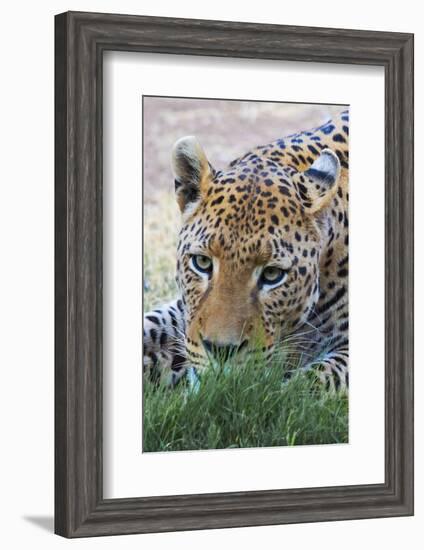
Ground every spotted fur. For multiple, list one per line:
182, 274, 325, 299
144, 110, 349, 390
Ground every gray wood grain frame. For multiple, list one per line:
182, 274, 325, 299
54, 11, 414, 538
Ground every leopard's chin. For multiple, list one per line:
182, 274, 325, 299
186, 346, 268, 372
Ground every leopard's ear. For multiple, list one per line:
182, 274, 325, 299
301, 149, 341, 214
172, 136, 213, 213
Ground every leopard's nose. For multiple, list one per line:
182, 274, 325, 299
201, 338, 248, 362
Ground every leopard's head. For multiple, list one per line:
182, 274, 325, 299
172, 136, 341, 368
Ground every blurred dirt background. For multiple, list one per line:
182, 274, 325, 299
143, 97, 346, 312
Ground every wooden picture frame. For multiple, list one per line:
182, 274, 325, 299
55, 11, 414, 538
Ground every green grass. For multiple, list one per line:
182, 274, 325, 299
143, 350, 348, 452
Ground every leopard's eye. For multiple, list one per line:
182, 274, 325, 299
191, 254, 213, 275
260, 266, 288, 288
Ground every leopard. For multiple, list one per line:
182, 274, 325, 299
143, 109, 349, 390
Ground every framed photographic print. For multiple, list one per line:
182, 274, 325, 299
55, 11, 414, 537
